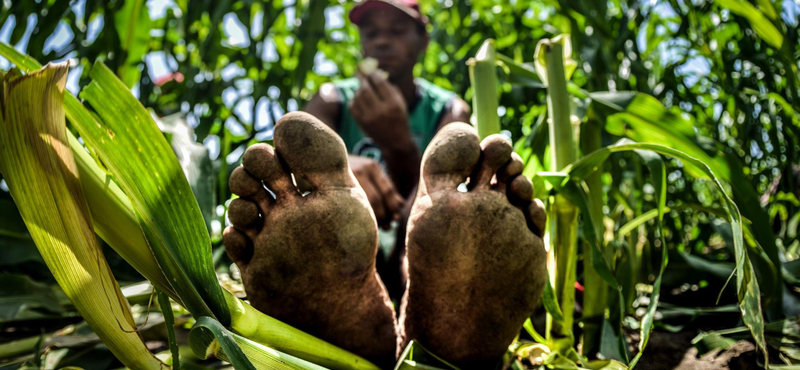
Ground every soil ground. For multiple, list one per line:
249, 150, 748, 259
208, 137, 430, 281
632, 331, 760, 370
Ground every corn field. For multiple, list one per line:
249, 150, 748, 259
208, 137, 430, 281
1, 0, 799, 370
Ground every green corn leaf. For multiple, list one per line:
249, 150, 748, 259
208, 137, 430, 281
496, 52, 543, 88
615, 203, 729, 239
114, 0, 151, 87
0, 43, 179, 302
156, 113, 216, 232
0, 198, 28, 239
78, 60, 230, 325
523, 318, 548, 344
564, 141, 769, 366
587, 89, 781, 318
755, 0, 778, 20
538, 172, 623, 339
190, 316, 333, 370
394, 341, 459, 370
627, 150, 667, 370
715, 0, 783, 48
533, 34, 577, 86
0, 43, 40, 71
70, 131, 181, 303
189, 316, 257, 370
691, 331, 738, 355
594, 92, 718, 179
0, 63, 165, 370
223, 290, 380, 370
542, 272, 566, 325
224, 334, 330, 370
0, 43, 382, 370
0, 274, 63, 322
617, 208, 663, 239
552, 178, 629, 362
157, 289, 180, 370
586, 359, 629, 370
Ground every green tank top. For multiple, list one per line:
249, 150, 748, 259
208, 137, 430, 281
333, 77, 455, 162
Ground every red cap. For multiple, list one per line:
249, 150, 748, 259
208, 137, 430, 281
349, 0, 428, 28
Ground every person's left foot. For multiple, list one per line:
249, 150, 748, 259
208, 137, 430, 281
398, 122, 547, 369
223, 112, 398, 367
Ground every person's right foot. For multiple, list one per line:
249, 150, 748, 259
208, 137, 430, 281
399, 122, 547, 369
223, 112, 398, 367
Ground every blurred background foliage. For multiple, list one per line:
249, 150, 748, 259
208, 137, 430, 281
1, 0, 800, 367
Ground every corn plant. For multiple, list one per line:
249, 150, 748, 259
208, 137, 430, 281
0, 44, 380, 370
0, 16, 786, 370
467, 36, 768, 369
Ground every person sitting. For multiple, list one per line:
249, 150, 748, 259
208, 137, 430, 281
304, 0, 471, 299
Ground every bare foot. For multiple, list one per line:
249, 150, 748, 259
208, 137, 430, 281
398, 122, 547, 369
223, 112, 398, 367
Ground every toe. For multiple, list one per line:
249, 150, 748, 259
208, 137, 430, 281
469, 134, 512, 190
507, 175, 533, 205
228, 198, 260, 230
526, 199, 547, 237
242, 143, 297, 196
273, 112, 356, 189
223, 226, 254, 268
420, 122, 481, 194
228, 167, 269, 240
230, 167, 264, 199
497, 152, 524, 183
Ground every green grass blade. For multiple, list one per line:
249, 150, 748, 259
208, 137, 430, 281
0, 64, 165, 370
77, 60, 229, 325
189, 317, 257, 370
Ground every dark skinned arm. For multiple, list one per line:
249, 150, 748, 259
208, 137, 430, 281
349, 73, 420, 198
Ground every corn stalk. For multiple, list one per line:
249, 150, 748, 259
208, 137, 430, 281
0, 64, 166, 370
536, 36, 579, 353
467, 39, 500, 139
